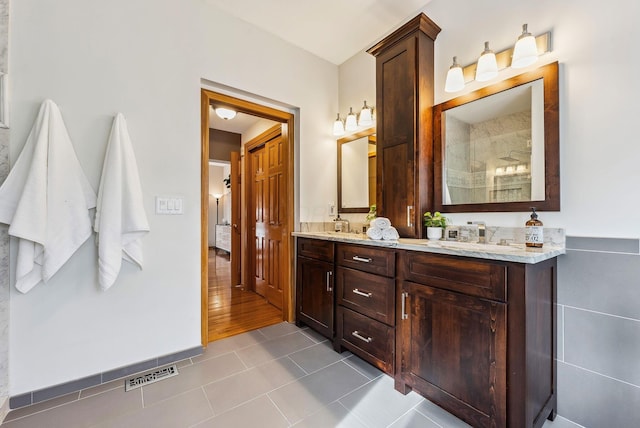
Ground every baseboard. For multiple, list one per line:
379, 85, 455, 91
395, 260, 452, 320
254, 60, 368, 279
9, 346, 202, 410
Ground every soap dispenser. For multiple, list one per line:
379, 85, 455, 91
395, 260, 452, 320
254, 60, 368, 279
334, 214, 343, 232
525, 207, 543, 248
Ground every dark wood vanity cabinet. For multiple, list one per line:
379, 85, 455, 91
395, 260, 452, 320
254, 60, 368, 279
396, 251, 557, 428
334, 243, 396, 374
367, 14, 441, 238
295, 238, 335, 339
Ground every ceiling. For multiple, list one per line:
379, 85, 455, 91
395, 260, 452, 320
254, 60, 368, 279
208, 107, 275, 134
206, 0, 433, 65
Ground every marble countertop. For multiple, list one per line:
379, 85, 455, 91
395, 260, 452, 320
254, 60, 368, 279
292, 231, 565, 264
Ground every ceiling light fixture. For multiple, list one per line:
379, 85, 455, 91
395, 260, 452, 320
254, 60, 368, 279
444, 56, 465, 93
214, 107, 237, 120
511, 24, 539, 68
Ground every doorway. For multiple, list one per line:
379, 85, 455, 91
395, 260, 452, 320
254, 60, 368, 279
200, 89, 295, 345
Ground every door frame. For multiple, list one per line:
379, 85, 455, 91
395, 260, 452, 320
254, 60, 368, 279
200, 89, 295, 346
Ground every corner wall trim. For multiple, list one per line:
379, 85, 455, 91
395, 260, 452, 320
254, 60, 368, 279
8, 346, 202, 410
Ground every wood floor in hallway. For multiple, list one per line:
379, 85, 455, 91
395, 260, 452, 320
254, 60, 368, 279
207, 248, 283, 343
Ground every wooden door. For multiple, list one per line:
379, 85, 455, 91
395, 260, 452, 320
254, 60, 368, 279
264, 135, 285, 309
398, 281, 507, 428
230, 151, 241, 287
248, 127, 285, 310
251, 145, 267, 297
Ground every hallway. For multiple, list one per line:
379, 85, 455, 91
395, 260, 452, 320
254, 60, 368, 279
207, 248, 282, 342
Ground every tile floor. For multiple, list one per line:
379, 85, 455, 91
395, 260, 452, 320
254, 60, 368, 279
1, 323, 583, 428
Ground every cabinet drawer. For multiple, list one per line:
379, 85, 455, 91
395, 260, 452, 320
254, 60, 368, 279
336, 307, 394, 374
336, 244, 395, 277
402, 251, 506, 302
297, 238, 334, 263
336, 267, 395, 325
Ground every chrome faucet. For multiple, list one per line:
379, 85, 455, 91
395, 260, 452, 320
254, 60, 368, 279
468, 221, 486, 243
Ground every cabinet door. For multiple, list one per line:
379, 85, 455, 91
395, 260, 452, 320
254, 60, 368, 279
296, 257, 334, 339
398, 281, 507, 428
376, 36, 417, 237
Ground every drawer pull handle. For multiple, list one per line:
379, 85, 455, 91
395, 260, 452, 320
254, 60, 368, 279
401, 292, 409, 320
326, 271, 333, 292
352, 256, 372, 263
352, 331, 372, 343
407, 205, 414, 228
352, 288, 372, 298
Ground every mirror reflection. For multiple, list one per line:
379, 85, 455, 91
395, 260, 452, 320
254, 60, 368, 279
337, 128, 376, 213
434, 62, 559, 212
443, 80, 544, 205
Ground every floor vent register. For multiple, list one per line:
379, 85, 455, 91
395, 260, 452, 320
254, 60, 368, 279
125, 365, 179, 391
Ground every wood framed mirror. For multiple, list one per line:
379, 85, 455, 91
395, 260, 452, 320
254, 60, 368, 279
337, 127, 376, 213
434, 61, 559, 212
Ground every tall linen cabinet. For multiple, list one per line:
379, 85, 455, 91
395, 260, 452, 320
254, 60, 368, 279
367, 13, 441, 238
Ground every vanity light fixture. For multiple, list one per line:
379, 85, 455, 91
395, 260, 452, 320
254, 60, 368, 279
475, 42, 498, 82
345, 107, 358, 132
333, 113, 345, 136
444, 56, 465, 93
358, 101, 373, 126
214, 107, 237, 120
511, 24, 539, 68
444, 26, 551, 93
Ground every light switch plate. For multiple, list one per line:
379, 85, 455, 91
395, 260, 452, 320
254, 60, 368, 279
156, 196, 184, 215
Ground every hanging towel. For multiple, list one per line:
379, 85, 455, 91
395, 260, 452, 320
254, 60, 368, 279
382, 226, 400, 241
94, 113, 149, 290
0, 99, 97, 293
370, 217, 391, 230
366, 227, 383, 240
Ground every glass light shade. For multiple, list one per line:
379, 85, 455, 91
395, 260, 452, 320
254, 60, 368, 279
358, 101, 373, 126
506, 165, 515, 174
215, 107, 237, 120
444, 56, 465, 93
475, 42, 498, 82
332, 113, 345, 136
511, 24, 538, 68
345, 107, 357, 132
495, 167, 505, 175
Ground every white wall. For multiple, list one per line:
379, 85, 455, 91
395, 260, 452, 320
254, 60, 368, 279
339, 0, 640, 238
8, 0, 338, 394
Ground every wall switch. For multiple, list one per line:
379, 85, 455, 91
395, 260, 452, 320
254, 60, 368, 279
156, 196, 184, 215
328, 203, 336, 216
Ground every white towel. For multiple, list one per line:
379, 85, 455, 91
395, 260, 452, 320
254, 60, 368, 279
0, 100, 96, 293
370, 217, 391, 230
366, 227, 383, 240
94, 113, 149, 290
382, 226, 399, 241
